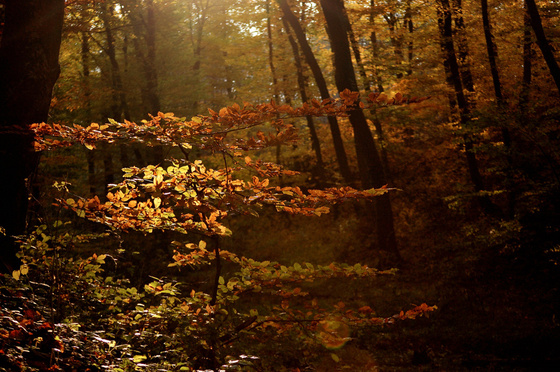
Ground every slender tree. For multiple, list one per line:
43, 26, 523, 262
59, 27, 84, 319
319, 0, 401, 263
524, 0, 560, 94
0, 0, 65, 271
480, 0, 503, 104
437, 0, 502, 216
369, 0, 384, 93
277, 0, 352, 183
452, 0, 476, 102
519, 1, 533, 109
282, 16, 325, 177
123, 0, 164, 164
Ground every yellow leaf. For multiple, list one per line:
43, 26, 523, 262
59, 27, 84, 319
154, 197, 161, 209
20, 264, 29, 275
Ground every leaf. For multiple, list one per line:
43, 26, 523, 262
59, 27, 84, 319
12, 270, 20, 281
133, 355, 147, 363
331, 353, 340, 363
20, 264, 29, 276
153, 197, 161, 209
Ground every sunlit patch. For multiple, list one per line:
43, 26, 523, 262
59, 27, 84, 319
316, 318, 351, 349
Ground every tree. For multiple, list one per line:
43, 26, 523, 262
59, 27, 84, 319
525, 0, 560, 94
277, 0, 353, 183
319, 0, 401, 263
0, 0, 65, 272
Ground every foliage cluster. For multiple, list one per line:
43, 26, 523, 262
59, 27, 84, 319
1, 96, 436, 371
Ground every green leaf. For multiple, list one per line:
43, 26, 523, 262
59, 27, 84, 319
331, 353, 340, 363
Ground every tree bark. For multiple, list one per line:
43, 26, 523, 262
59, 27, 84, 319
480, 0, 503, 104
266, 0, 280, 104
124, 0, 164, 164
437, 0, 501, 216
451, 0, 476, 101
369, 0, 384, 93
282, 16, 325, 177
0, 0, 65, 272
319, 0, 401, 263
404, 0, 414, 76
80, 30, 98, 196
524, 0, 560, 94
99, 0, 130, 122
277, 0, 352, 183
519, 1, 533, 109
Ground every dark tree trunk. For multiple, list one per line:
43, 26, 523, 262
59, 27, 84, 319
437, 0, 501, 216
369, 0, 384, 93
480, 0, 503, 104
319, 0, 401, 263
125, 0, 164, 164
383, 12, 405, 79
480, 0, 515, 217
0, 0, 65, 272
341, 5, 371, 91
524, 0, 560, 94
80, 31, 98, 196
266, 0, 280, 104
404, 0, 414, 76
451, 0, 476, 101
520, 1, 533, 109
99, 0, 130, 122
190, 0, 209, 113
277, 0, 352, 183
282, 16, 325, 177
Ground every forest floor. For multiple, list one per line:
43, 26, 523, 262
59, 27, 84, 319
222, 203, 560, 371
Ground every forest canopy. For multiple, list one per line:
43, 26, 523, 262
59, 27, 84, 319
1, 0, 559, 370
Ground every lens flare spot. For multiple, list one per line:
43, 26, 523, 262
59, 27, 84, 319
317, 318, 351, 349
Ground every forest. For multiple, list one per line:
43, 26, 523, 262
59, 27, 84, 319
0, 0, 559, 370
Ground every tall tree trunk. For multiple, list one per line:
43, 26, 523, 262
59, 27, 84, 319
524, 0, 560, 94
277, 0, 352, 183
520, 1, 533, 110
266, 0, 280, 104
344, 4, 391, 179
452, 0, 476, 99
369, 0, 384, 93
480, 0, 503, 104
99, 0, 130, 122
283, 16, 325, 178
481, 0, 514, 217
437, 0, 500, 215
340, 5, 371, 91
124, 0, 164, 164
383, 13, 404, 79
190, 0, 209, 113
0, 0, 65, 272
404, 0, 414, 76
81, 30, 98, 196
320, 0, 401, 264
